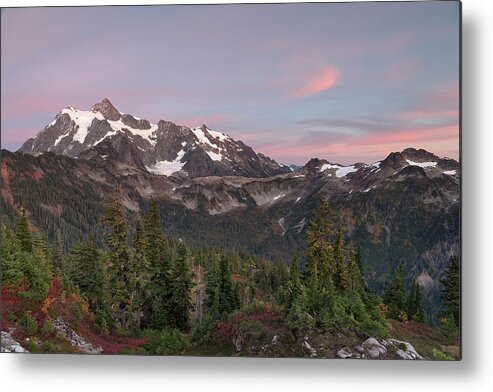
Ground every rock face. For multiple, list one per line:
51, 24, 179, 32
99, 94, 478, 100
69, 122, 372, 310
336, 337, 424, 360
387, 338, 424, 360
19, 99, 290, 179
53, 317, 102, 354
1, 330, 29, 353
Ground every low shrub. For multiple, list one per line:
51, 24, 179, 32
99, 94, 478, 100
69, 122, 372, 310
144, 328, 189, 355
19, 311, 38, 336
236, 319, 264, 343
359, 318, 388, 339
432, 348, 455, 361
70, 302, 83, 328
41, 318, 56, 336
41, 340, 56, 353
191, 316, 216, 346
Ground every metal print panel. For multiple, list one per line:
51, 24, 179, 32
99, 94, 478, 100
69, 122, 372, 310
0, 1, 461, 360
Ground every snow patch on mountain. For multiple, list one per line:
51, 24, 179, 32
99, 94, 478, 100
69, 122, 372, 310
57, 107, 159, 147
105, 117, 158, 145
405, 159, 438, 168
191, 126, 216, 148
191, 126, 227, 161
206, 150, 223, 161
146, 149, 186, 176
320, 163, 359, 178
208, 129, 230, 142
273, 193, 286, 201
61, 108, 104, 144
336, 165, 358, 177
320, 163, 341, 171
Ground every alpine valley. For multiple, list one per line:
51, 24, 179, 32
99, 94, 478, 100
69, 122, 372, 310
1, 99, 460, 357
3, 98, 460, 318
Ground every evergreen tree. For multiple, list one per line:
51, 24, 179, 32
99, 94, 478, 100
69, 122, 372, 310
101, 187, 132, 328
144, 200, 172, 329
170, 243, 193, 331
205, 254, 220, 312
333, 223, 350, 292
286, 286, 314, 334
52, 229, 63, 274
218, 253, 238, 314
67, 237, 107, 315
414, 283, 425, 323
15, 209, 32, 253
406, 280, 418, 319
128, 220, 151, 329
306, 260, 320, 316
440, 256, 460, 327
348, 246, 365, 294
204, 252, 238, 318
284, 253, 303, 309
1, 225, 24, 287
305, 198, 334, 282
383, 265, 405, 319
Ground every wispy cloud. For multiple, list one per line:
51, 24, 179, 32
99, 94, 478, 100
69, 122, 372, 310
289, 66, 341, 99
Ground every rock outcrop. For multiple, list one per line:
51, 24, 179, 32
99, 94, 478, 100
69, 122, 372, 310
336, 337, 423, 360
1, 330, 29, 353
53, 317, 102, 354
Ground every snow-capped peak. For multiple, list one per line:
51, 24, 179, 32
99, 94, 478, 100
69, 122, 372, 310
18, 99, 291, 179
190, 125, 232, 162
90, 98, 122, 121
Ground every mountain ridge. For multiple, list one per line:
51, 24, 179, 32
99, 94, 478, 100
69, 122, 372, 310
7, 99, 460, 322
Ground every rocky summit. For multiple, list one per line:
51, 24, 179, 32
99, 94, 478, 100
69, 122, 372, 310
19, 98, 290, 178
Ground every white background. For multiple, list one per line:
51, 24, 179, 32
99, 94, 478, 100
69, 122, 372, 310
0, 0, 491, 391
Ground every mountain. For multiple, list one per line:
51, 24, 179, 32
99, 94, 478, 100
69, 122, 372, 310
2, 133, 460, 320
19, 98, 291, 178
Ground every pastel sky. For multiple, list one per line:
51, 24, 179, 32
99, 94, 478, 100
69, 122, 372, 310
1, 2, 460, 165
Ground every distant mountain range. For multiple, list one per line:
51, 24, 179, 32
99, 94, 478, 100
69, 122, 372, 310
5, 98, 460, 320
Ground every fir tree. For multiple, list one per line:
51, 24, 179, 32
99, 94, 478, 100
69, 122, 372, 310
406, 279, 418, 319
170, 243, 193, 331
306, 261, 320, 316
128, 220, 151, 329
1, 225, 24, 287
101, 187, 132, 328
15, 209, 32, 253
52, 229, 63, 274
205, 254, 220, 312
414, 283, 425, 323
144, 200, 172, 329
285, 253, 303, 309
333, 223, 350, 292
383, 265, 405, 320
67, 237, 107, 315
305, 198, 334, 282
440, 256, 460, 327
140, 202, 170, 328
218, 253, 238, 315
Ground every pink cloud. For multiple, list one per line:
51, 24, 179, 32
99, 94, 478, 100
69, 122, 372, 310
290, 66, 341, 99
399, 109, 459, 121
254, 124, 459, 165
